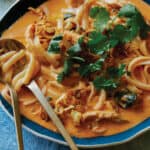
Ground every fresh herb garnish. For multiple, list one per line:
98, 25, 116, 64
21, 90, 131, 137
56, 3, 150, 92
118, 4, 138, 17
57, 59, 72, 83
110, 25, 131, 43
88, 31, 111, 54
68, 42, 82, 56
78, 57, 105, 77
107, 64, 126, 78
93, 76, 118, 90
48, 35, 63, 53
57, 37, 84, 82
68, 37, 84, 56
93, 64, 126, 90
119, 4, 150, 38
90, 7, 110, 32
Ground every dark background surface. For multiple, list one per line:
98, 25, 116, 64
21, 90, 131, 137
0, 0, 150, 150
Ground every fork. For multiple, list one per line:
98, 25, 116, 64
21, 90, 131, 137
27, 81, 79, 150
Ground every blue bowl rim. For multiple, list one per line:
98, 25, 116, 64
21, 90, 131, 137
0, 0, 150, 148
1, 94, 150, 149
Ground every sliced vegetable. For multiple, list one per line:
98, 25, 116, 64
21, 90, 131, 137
64, 13, 74, 20
57, 59, 72, 83
115, 90, 137, 108
48, 35, 63, 53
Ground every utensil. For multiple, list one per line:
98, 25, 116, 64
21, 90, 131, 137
0, 39, 78, 150
1, 0, 150, 148
28, 81, 79, 150
0, 39, 24, 150
8, 86, 24, 150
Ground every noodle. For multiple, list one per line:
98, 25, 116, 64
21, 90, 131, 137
1, 0, 150, 137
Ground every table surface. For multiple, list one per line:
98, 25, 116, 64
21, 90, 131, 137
1, 0, 150, 150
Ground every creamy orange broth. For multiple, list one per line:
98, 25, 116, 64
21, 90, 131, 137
1, 0, 150, 138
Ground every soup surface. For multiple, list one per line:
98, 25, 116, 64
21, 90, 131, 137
1, 0, 150, 138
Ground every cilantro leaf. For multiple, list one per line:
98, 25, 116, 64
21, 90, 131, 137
78, 65, 91, 77
48, 35, 63, 53
90, 7, 110, 32
93, 64, 126, 91
110, 25, 128, 43
68, 37, 84, 56
88, 31, 110, 54
107, 64, 126, 78
68, 42, 82, 56
134, 13, 150, 38
119, 4, 138, 17
57, 59, 72, 82
57, 37, 85, 82
119, 4, 150, 39
110, 23, 139, 43
78, 57, 105, 77
89, 58, 105, 72
93, 76, 118, 90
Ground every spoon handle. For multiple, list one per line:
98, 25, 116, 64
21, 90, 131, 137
27, 81, 79, 150
8, 86, 24, 150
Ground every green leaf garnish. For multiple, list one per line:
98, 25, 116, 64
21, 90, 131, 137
68, 43, 82, 56
90, 7, 110, 32
110, 25, 129, 43
48, 35, 63, 53
118, 4, 138, 17
78, 57, 105, 77
93, 64, 126, 91
107, 64, 126, 78
119, 4, 150, 38
57, 59, 72, 83
68, 37, 84, 56
88, 31, 110, 54
56, 3, 150, 91
93, 76, 118, 90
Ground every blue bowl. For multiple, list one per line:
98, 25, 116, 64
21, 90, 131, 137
0, 0, 150, 148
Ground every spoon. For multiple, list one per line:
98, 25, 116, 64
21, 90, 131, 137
0, 39, 79, 150
0, 39, 25, 150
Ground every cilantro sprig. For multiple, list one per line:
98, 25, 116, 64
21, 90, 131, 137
49, 4, 150, 93
78, 57, 105, 77
118, 4, 150, 38
57, 37, 84, 82
87, 31, 111, 54
93, 64, 126, 91
107, 64, 126, 79
93, 77, 118, 91
90, 7, 110, 32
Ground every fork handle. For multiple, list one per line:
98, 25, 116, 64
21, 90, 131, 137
27, 81, 79, 150
9, 87, 24, 150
